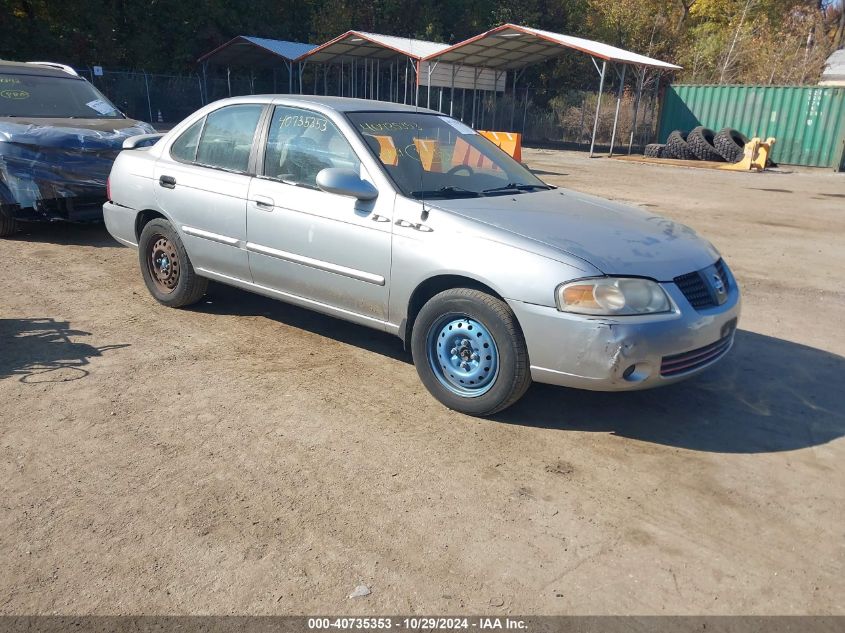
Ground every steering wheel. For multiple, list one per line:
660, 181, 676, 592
446, 164, 475, 177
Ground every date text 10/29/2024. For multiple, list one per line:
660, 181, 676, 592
307, 617, 528, 630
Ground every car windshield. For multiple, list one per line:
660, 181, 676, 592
0, 72, 123, 119
346, 111, 550, 199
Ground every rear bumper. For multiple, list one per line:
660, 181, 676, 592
508, 281, 741, 391
102, 201, 139, 247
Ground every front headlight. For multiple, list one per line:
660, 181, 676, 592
556, 277, 672, 315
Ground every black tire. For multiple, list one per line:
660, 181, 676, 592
411, 288, 531, 416
714, 127, 748, 163
0, 210, 16, 237
644, 143, 666, 158
138, 218, 207, 308
664, 130, 695, 160
687, 126, 724, 162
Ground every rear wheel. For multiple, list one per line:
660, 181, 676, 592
138, 218, 207, 307
411, 288, 531, 416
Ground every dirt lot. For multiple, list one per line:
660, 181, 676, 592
1, 149, 843, 615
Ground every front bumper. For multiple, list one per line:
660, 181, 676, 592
2, 195, 105, 223
508, 281, 741, 391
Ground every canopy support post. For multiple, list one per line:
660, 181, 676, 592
404, 59, 408, 104
609, 63, 627, 157
492, 71, 500, 129
509, 70, 518, 131
450, 64, 456, 115
522, 85, 529, 134
589, 59, 607, 158
414, 59, 420, 107
425, 61, 439, 109
427, 63, 431, 108
471, 68, 479, 128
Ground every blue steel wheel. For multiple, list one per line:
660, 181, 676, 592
426, 314, 500, 397
411, 288, 532, 416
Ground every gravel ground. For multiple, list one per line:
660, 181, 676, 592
1, 149, 843, 615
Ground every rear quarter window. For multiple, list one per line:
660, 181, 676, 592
170, 118, 204, 162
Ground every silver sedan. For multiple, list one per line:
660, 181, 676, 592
103, 95, 740, 416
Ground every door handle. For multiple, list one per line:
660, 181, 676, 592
159, 175, 176, 189
371, 214, 391, 222
253, 195, 275, 209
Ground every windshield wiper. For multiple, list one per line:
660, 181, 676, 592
410, 186, 481, 199
482, 183, 552, 194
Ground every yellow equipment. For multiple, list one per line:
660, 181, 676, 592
614, 137, 777, 171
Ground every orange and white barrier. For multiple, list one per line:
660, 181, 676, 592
478, 130, 522, 162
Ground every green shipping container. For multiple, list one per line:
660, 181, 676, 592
658, 85, 845, 170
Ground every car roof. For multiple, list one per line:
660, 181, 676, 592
210, 94, 439, 114
0, 59, 82, 79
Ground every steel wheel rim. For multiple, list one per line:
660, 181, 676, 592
426, 314, 499, 397
147, 234, 180, 293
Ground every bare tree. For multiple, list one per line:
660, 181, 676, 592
720, 0, 756, 83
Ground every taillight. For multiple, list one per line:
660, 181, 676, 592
106, 176, 111, 202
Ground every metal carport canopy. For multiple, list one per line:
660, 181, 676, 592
297, 30, 449, 63
422, 23, 681, 156
197, 36, 317, 96
197, 35, 317, 67
296, 31, 451, 103
422, 23, 681, 70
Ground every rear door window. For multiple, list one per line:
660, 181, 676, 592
194, 104, 263, 173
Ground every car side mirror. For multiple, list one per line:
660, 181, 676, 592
316, 168, 378, 201
122, 133, 164, 149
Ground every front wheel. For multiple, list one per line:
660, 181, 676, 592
411, 288, 531, 416
138, 218, 207, 308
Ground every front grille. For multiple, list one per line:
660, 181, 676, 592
660, 334, 733, 377
674, 270, 713, 308
673, 258, 731, 309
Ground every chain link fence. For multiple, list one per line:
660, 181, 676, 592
77, 67, 661, 150
75, 68, 285, 125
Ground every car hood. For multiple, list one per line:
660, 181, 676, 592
429, 188, 719, 280
0, 118, 155, 150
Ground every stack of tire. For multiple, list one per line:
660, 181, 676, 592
644, 127, 748, 163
